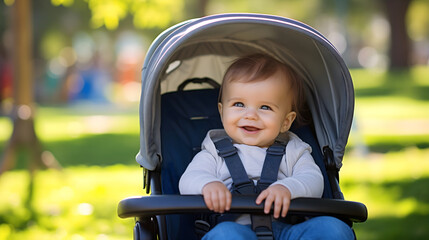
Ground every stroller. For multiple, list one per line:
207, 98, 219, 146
118, 13, 367, 240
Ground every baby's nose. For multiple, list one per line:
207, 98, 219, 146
244, 108, 258, 119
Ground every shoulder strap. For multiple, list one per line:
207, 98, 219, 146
213, 137, 255, 195
256, 140, 287, 192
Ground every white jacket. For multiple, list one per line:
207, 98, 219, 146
179, 129, 324, 199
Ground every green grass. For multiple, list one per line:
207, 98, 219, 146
343, 67, 429, 239
0, 105, 140, 168
0, 67, 429, 239
0, 166, 142, 240
340, 148, 429, 239
350, 67, 429, 152
0, 104, 143, 239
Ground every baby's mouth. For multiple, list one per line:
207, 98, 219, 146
241, 126, 260, 132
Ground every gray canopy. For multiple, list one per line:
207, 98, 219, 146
136, 13, 354, 171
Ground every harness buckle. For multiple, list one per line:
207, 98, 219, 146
255, 180, 271, 193
214, 138, 238, 158
232, 180, 257, 195
217, 145, 237, 158
252, 214, 274, 240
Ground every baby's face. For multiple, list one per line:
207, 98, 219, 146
218, 72, 296, 148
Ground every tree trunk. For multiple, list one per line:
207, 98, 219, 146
185, 0, 209, 18
0, 0, 60, 175
383, 0, 412, 70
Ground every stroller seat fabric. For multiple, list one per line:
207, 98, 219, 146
161, 87, 222, 240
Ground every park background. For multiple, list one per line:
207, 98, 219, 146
0, 0, 428, 239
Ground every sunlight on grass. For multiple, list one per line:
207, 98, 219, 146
411, 66, 429, 86
36, 105, 140, 141
350, 69, 387, 88
36, 114, 139, 141
0, 105, 140, 142
356, 97, 429, 119
0, 118, 11, 141
350, 66, 429, 88
341, 148, 429, 239
0, 165, 144, 240
349, 67, 429, 152
342, 148, 429, 183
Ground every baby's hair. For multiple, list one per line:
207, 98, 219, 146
219, 53, 308, 126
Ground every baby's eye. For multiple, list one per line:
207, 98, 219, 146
261, 105, 272, 111
233, 102, 244, 107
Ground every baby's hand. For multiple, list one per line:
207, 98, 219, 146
202, 181, 232, 213
255, 184, 291, 218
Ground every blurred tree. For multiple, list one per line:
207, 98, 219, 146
184, 0, 209, 18
335, 0, 414, 69
0, 0, 60, 175
1, 0, 188, 174
383, 0, 412, 69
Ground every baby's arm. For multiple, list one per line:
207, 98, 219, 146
276, 140, 324, 200
179, 150, 231, 213
278, 152, 324, 200
256, 184, 291, 218
179, 150, 220, 194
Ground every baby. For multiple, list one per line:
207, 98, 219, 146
179, 53, 353, 240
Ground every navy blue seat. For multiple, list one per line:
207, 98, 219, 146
161, 89, 223, 240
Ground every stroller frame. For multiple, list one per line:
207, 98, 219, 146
118, 13, 367, 240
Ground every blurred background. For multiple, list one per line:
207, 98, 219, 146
0, 0, 428, 239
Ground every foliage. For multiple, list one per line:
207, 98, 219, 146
50, 0, 185, 30
408, 0, 429, 40
206, 0, 321, 23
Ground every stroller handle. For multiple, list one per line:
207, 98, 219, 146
118, 195, 367, 223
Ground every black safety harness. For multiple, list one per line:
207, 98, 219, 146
195, 136, 287, 240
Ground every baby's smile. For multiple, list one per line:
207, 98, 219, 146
240, 125, 261, 133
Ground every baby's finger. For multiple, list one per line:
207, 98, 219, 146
273, 196, 283, 218
281, 198, 290, 218
217, 190, 227, 213
264, 194, 275, 214
203, 194, 213, 211
210, 192, 220, 212
256, 190, 268, 205
225, 191, 232, 211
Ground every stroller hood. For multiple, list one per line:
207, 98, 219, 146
136, 13, 354, 171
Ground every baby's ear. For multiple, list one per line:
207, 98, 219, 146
218, 102, 223, 120
281, 111, 296, 133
